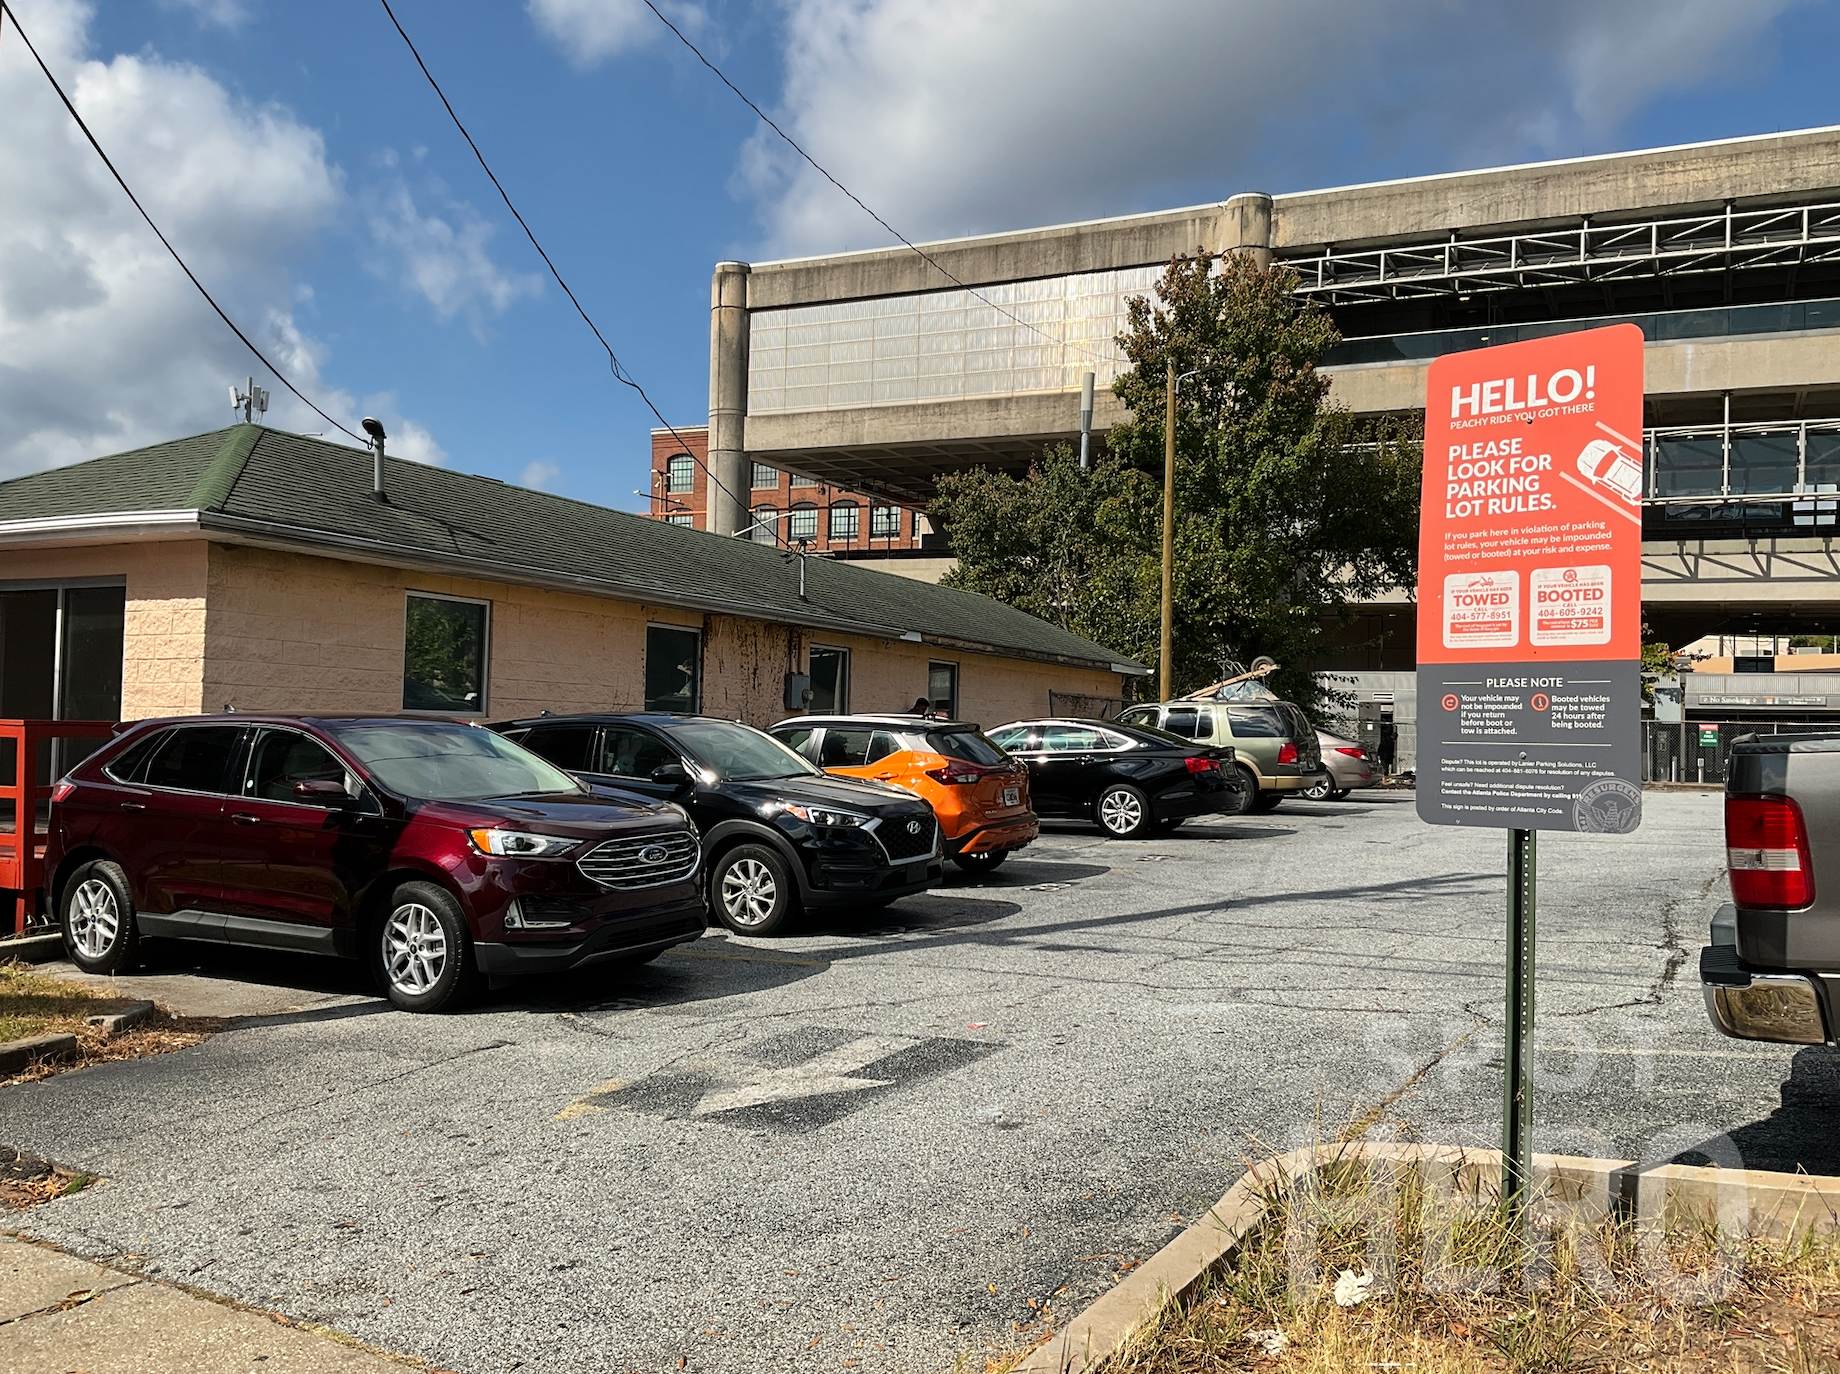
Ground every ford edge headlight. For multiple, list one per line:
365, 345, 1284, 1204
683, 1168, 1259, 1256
468, 829, 578, 858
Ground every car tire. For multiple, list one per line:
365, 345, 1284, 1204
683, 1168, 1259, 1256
1301, 776, 1335, 801
1226, 767, 1260, 817
951, 849, 1008, 874
1331, 789, 1352, 801
61, 860, 139, 974
1252, 792, 1284, 813
373, 881, 479, 1013
1095, 783, 1153, 839
710, 843, 798, 936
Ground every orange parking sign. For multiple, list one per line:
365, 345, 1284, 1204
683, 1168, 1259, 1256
1415, 324, 1644, 832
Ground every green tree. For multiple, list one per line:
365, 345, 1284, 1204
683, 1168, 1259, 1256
933, 250, 1420, 712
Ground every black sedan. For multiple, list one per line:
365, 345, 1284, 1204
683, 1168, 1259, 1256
984, 718, 1242, 838
489, 714, 944, 935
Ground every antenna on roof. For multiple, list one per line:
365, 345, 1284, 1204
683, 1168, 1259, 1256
229, 377, 268, 424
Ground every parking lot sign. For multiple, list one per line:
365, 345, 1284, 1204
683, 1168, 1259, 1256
1416, 323, 1646, 834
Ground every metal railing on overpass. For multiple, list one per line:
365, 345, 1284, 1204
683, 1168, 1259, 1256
1285, 201, 1840, 304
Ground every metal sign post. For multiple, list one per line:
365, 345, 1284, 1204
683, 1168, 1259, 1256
1502, 828, 1537, 1206
1414, 324, 1645, 1239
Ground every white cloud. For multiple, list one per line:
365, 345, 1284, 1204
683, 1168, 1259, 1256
0, 0, 445, 475
519, 458, 561, 489
365, 176, 543, 332
525, 0, 703, 67
159, 0, 250, 29
740, 0, 1800, 255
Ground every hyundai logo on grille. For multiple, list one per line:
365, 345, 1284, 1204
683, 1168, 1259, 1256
905, 820, 922, 835
639, 845, 670, 864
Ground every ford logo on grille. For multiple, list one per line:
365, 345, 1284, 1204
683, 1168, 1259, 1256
639, 844, 670, 864
905, 820, 922, 835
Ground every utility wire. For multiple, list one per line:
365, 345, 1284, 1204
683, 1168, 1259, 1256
0, 1, 367, 446
375, 0, 786, 546
636, 0, 1109, 372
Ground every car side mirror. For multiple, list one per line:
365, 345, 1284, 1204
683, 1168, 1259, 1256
650, 762, 694, 794
293, 779, 353, 806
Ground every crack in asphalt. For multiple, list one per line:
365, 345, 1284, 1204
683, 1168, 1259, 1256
1341, 1014, 1490, 1141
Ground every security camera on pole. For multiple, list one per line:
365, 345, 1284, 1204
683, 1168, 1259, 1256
1416, 324, 1645, 1221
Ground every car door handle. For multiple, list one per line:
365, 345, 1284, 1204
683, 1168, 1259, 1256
230, 812, 260, 826
873, 772, 896, 780
119, 801, 145, 812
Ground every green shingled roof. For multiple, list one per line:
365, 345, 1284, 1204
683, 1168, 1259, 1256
0, 426, 1140, 671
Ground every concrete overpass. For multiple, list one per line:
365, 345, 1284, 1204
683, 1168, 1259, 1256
705, 126, 1840, 649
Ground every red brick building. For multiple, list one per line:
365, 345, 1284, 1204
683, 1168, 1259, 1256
647, 427, 934, 560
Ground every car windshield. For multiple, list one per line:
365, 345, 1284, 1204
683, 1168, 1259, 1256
667, 719, 822, 782
328, 721, 582, 801
928, 729, 1007, 765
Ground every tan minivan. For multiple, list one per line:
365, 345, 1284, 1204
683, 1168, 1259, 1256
1116, 699, 1328, 813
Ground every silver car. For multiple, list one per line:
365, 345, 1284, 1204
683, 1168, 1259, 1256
1301, 731, 1374, 800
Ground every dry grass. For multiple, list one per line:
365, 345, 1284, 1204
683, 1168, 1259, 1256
0, 959, 225, 1087
1082, 1157, 1840, 1374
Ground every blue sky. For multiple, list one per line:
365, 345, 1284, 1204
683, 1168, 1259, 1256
4, 0, 1839, 511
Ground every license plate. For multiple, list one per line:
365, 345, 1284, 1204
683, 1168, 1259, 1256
1001, 786, 1020, 807
906, 861, 930, 883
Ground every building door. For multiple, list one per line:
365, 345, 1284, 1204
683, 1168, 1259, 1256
0, 584, 126, 824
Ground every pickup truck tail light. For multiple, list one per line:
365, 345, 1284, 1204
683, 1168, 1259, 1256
1727, 794, 1815, 909
1277, 742, 1298, 765
1184, 756, 1218, 774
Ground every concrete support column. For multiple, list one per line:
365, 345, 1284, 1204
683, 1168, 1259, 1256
707, 261, 752, 536
1223, 192, 1274, 268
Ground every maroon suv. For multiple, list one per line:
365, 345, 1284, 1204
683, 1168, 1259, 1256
45, 715, 705, 1012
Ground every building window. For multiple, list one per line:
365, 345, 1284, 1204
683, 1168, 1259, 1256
403, 592, 489, 714
928, 660, 958, 719
790, 473, 820, 489
809, 646, 849, 713
750, 505, 779, 543
789, 504, 819, 541
829, 502, 859, 540
666, 454, 694, 493
645, 624, 702, 713
871, 505, 902, 538
751, 462, 780, 489
667, 513, 695, 528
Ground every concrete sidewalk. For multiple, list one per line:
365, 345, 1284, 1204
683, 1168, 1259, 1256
0, 1235, 422, 1374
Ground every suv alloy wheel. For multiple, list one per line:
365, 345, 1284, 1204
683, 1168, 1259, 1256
61, 860, 139, 973
374, 881, 479, 1013
711, 843, 797, 935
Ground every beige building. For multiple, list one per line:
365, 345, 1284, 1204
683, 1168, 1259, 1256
0, 426, 1139, 730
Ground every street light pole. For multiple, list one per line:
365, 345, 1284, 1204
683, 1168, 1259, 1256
1161, 359, 1176, 700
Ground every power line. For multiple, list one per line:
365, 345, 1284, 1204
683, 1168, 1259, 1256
635, 0, 1109, 372
374, 0, 784, 546
0, 1, 367, 446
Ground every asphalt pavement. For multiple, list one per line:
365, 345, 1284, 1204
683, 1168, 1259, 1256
4, 789, 1829, 1374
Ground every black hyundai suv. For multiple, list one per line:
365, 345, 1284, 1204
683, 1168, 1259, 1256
489, 714, 943, 935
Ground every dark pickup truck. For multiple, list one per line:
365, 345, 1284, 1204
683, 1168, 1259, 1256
1701, 734, 1840, 1047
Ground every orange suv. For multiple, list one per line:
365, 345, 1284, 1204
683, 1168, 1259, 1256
770, 715, 1038, 873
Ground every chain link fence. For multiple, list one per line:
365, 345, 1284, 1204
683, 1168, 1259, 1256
1643, 718, 1840, 786
1049, 691, 1125, 721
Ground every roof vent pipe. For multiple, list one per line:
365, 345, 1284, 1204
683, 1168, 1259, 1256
361, 417, 387, 502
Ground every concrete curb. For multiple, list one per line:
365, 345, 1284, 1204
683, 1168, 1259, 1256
0, 1033, 78, 1077
0, 934, 64, 965
1010, 1142, 1840, 1374
84, 1001, 155, 1038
